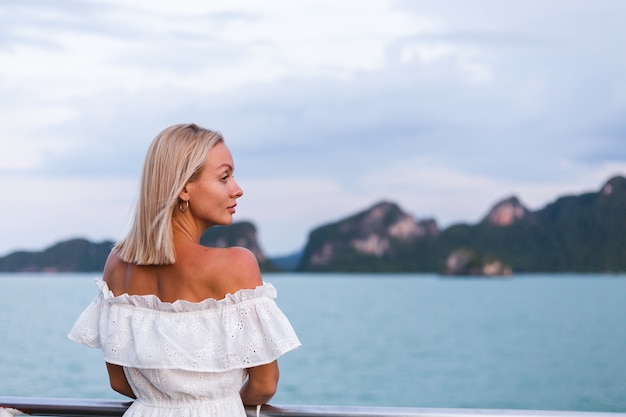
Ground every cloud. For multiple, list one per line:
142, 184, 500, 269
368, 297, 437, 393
0, 0, 625, 256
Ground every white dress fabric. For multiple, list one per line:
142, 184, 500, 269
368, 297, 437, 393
68, 279, 301, 417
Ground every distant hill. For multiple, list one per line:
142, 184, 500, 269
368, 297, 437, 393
0, 221, 277, 273
297, 201, 440, 272
2, 176, 625, 274
199, 221, 279, 272
0, 238, 114, 272
297, 176, 626, 274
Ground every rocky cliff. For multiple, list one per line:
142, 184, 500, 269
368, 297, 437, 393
296, 175, 626, 274
482, 196, 529, 226
298, 201, 439, 272
200, 221, 278, 271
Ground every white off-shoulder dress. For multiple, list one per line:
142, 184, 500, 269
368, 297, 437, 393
68, 280, 301, 417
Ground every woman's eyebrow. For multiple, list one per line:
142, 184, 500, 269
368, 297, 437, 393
216, 163, 234, 172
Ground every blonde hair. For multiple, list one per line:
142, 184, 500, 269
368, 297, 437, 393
115, 123, 224, 265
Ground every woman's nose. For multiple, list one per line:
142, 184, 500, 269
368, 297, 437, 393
233, 181, 243, 198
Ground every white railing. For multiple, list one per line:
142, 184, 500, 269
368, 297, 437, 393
1, 397, 625, 417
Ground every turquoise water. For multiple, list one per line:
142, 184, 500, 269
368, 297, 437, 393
0, 273, 625, 412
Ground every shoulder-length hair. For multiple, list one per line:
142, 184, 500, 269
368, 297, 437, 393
114, 123, 224, 265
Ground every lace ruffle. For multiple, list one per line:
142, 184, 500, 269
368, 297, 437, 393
68, 279, 301, 371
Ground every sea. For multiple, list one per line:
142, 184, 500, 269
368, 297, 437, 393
1, 273, 625, 413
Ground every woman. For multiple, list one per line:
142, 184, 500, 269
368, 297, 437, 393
68, 123, 301, 417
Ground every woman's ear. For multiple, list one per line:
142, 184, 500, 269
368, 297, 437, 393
178, 185, 190, 202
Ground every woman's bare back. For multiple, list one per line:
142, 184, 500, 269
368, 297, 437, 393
103, 244, 262, 303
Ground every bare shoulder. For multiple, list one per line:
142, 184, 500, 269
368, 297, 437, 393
102, 249, 127, 294
211, 246, 262, 290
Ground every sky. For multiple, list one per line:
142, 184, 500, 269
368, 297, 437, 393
1, 0, 625, 257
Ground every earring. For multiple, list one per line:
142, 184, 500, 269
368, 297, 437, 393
179, 200, 189, 213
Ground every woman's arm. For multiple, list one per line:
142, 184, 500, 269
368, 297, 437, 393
225, 248, 279, 405
240, 361, 280, 405
105, 362, 136, 399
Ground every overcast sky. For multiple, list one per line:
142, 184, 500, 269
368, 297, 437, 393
1, 0, 625, 257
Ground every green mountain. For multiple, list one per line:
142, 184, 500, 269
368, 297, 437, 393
199, 221, 279, 272
0, 221, 277, 273
297, 176, 626, 273
297, 201, 440, 272
0, 238, 114, 272
2, 176, 625, 274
